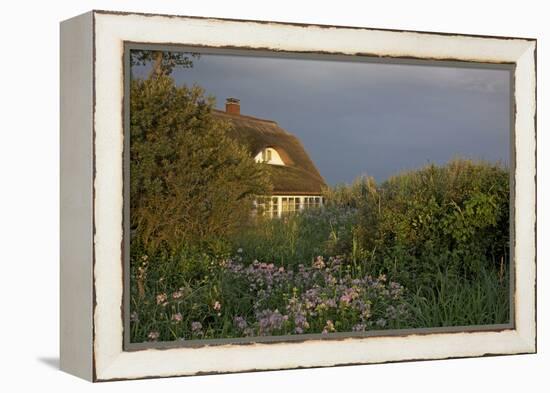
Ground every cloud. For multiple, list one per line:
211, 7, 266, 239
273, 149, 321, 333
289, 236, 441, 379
136, 51, 511, 183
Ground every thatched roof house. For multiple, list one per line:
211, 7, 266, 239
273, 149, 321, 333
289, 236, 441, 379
213, 98, 326, 217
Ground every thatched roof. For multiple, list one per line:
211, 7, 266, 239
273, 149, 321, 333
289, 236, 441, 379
213, 109, 326, 195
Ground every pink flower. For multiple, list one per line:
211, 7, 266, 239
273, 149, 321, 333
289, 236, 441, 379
147, 331, 160, 341
191, 321, 202, 333
171, 313, 183, 322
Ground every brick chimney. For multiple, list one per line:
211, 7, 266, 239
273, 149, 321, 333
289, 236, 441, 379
225, 98, 240, 115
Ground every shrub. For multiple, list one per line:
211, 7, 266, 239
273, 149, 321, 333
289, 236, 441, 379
130, 75, 271, 252
376, 160, 509, 284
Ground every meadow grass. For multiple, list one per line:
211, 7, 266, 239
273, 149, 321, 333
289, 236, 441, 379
130, 159, 510, 343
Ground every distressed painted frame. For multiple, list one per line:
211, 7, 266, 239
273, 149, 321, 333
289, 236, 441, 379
60, 10, 537, 382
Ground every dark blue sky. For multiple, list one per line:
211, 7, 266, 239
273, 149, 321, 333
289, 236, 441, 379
133, 53, 511, 185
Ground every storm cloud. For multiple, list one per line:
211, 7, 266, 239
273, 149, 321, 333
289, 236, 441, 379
134, 52, 511, 185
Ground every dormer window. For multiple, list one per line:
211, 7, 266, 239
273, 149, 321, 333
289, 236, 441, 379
255, 147, 285, 166
262, 149, 272, 162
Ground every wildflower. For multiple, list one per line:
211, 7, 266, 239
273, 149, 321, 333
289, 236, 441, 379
313, 256, 326, 269
237, 248, 243, 254
326, 274, 337, 286
156, 293, 167, 305
394, 303, 409, 318
361, 304, 372, 321
171, 312, 183, 322
352, 323, 367, 332
172, 290, 183, 299
339, 287, 359, 304
294, 312, 309, 334
323, 320, 335, 333
234, 316, 248, 331
375, 318, 387, 328
147, 331, 160, 341
316, 303, 328, 313
213, 301, 221, 311
389, 281, 404, 298
243, 327, 254, 337
191, 321, 202, 333
324, 298, 337, 308
257, 309, 286, 335
130, 311, 139, 322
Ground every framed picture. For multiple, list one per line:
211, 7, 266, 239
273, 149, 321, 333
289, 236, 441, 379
60, 10, 537, 381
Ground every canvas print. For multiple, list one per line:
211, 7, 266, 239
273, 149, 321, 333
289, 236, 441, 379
127, 49, 511, 344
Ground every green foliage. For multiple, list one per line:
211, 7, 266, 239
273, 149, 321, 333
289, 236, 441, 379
129, 251, 411, 342
322, 160, 509, 287
130, 76, 271, 252
230, 207, 357, 270
130, 148, 510, 342
374, 159, 509, 286
408, 262, 509, 327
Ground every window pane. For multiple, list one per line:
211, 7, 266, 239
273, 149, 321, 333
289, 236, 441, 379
282, 197, 289, 213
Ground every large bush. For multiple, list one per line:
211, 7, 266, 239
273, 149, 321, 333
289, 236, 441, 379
327, 160, 510, 291
130, 76, 271, 252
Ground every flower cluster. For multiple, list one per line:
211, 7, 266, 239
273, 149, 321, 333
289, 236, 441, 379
135, 254, 409, 342
223, 255, 409, 337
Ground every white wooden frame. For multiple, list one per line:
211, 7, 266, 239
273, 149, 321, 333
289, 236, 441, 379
60, 10, 536, 382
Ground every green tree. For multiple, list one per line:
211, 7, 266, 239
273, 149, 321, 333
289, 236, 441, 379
130, 75, 271, 252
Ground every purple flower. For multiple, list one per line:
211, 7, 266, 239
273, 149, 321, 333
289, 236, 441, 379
191, 321, 202, 333
257, 309, 286, 335
324, 298, 337, 308
375, 318, 387, 328
294, 312, 309, 333
234, 316, 248, 331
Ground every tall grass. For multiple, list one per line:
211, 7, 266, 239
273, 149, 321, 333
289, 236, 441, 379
407, 264, 509, 327
130, 159, 511, 342
229, 206, 357, 270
